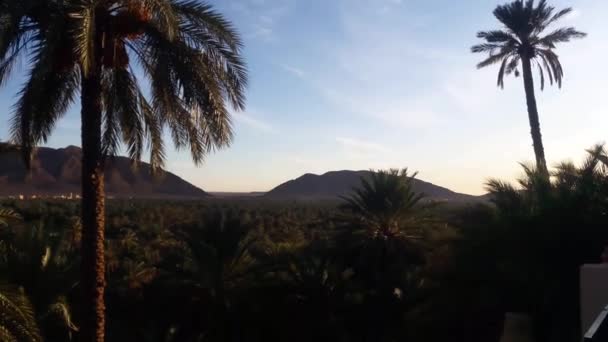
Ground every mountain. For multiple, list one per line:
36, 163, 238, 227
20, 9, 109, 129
265, 170, 482, 202
0, 145, 207, 198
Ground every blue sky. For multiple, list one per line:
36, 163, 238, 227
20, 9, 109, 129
1, 0, 606, 194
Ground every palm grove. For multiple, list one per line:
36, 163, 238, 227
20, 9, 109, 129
0, 0, 600, 342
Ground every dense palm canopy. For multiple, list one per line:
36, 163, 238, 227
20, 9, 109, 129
0, 0, 247, 168
472, 0, 585, 89
484, 145, 608, 341
0, 223, 81, 341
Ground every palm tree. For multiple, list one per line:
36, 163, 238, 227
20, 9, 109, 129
340, 169, 435, 294
170, 212, 259, 341
340, 169, 437, 342
0, 1, 247, 340
472, 0, 585, 175
341, 169, 427, 241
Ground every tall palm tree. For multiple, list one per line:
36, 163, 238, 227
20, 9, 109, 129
0, 1, 247, 341
472, 0, 585, 175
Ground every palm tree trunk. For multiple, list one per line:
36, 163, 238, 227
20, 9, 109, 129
80, 69, 106, 342
521, 55, 548, 175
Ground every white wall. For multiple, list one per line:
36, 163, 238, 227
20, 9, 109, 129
580, 264, 608, 336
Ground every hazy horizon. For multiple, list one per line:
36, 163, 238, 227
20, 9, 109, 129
1, 0, 606, 195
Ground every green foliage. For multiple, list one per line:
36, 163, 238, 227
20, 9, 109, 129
0, 283, 42, 342
0, 220, 80, 341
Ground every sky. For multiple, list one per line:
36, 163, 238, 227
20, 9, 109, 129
1, 0, 607, 194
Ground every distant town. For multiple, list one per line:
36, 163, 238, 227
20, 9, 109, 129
3, 193, 82, 200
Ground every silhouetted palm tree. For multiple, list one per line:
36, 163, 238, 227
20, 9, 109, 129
472, 0, 585, 175
341, 169, 434, 296
0, 1, 247, 340
342, 169, 426, 241
341, 169, 436, 341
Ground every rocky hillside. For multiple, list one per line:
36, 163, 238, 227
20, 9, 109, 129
0, 145, 207, 198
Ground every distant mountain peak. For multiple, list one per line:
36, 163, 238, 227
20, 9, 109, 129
266, 170, 481, 202
61, 145, 82, 153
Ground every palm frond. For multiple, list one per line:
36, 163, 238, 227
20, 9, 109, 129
142, 0, 180, 40
139, 92, 166, 172
341, 169, 426, 240
172, 0, 243, 51
0, 31, 36, 87
131, 22, 238, 165
476, 30, 518, 44
9, 30, 79, 167
45, 296, 79, 337
0, 284, 42, 342
471, 43, 503, 54
70, 2, 96, 76
543, 7, 573, 29
497, 57, 509, 89
536, 61, 545, 90
105, 67, 144, 163
476, 48, 516, 69
537, 27, 586, 48
537, 49, 563, 87
505, 55, 520, 75
0, 208, 21, 227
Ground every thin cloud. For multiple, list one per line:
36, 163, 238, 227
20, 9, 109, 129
335, 137, 392, 156
232, 112, 275, 133
378, 0, 403, 14
57, 119, 80, 131
319, 84, 446, 129
249, 26, 274, 40
232, 0, 294, 42
280, 64, 306, 78
289, 156, 321, 166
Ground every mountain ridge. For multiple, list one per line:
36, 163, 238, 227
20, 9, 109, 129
265, 170, 482, 202
0, 145, 207, 198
